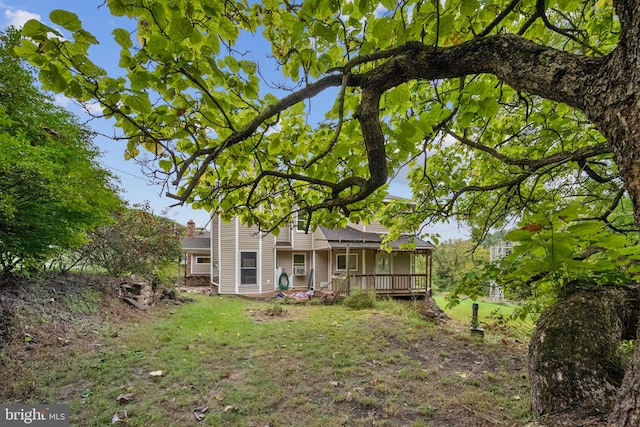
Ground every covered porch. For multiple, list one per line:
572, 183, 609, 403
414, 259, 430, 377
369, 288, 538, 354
330, 272, 431, 297
317, 226, 434, 298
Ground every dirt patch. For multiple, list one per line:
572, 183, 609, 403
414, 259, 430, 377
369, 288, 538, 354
248, 304, 307, 322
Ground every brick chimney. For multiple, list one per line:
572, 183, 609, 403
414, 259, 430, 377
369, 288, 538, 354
186, 220, 196, 237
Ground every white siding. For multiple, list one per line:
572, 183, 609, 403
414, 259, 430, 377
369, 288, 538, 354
313, 230, 331, 249
347, 220, 389, 234
393, 253, 412, 274
276, 226, 292, 245
292, 230, 314, 250
219, 217, 236, 294
314, 250, 330, 289
261, 234, 276, 292
211, 215, 219, 269
362, 220, 388, 234
364, 250, 376, 274
190, 253, 210, 275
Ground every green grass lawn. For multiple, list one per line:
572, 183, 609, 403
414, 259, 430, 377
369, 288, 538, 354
3, 293, 532, 426
432, 294, 519, 323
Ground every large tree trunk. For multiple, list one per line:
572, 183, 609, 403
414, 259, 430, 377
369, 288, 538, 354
576, 3, 640, 424
610, 345, 640, 426
529, 284, 639, 425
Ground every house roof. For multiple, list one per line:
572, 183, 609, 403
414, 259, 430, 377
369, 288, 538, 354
181, 234, 211, 250
318, 226, 435, 251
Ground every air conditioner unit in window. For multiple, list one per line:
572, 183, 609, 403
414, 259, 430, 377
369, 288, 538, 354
293, 266, 306, 276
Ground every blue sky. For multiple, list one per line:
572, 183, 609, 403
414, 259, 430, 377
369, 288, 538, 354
2, 0, 469, 240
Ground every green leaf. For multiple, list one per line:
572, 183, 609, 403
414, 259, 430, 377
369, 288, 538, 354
269, 139, 282, 155
460, 0, 480, 17
122, 93, 152, 114
477, 97, 499, 117
504, 229, 534, 242
565, 221, 603, 236
50, 10, 82, 32
113, 28, 132, 49
124, 147, 139, 160
168, 16, 194, 43
65, 80, 83, 98
21, 20, 58, 42
74, 29, 99, 46
130, 70, 150, 91
159, 159, 173, 172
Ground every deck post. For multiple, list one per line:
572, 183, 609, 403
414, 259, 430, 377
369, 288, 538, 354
428, 253, 432, 292
346, 243, 350, 295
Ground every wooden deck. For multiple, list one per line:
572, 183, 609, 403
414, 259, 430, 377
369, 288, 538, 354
330, 274, 430, 298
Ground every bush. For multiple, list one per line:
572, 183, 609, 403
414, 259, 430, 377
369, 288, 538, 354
343, 289, 377, 310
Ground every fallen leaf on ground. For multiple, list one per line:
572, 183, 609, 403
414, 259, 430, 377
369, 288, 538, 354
193, 406, 208, 421
111, 410, 127, 424
149, 370, 164, 377
210, 391, 225, 401
116, 393, 135, 404
224, 404, 238, 412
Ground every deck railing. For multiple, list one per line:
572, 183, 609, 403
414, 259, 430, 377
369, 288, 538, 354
331, 274, 430, 296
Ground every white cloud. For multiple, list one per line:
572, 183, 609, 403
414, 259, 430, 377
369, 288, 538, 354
4, 9, 40, 29
85, 102, 104, 116
53, 93, 72, 108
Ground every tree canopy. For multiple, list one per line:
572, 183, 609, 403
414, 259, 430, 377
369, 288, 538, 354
16, 0, 640, 423
14, 0, 627, 236
0, 28, 121, 272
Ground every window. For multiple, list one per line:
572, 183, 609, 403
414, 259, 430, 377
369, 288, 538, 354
296, 211, 308, 232
195, 257, 211, 264
376, 252, 390, 274
240, 252, 257, 285
336, 253, 358, 271
293, 253, 306, 276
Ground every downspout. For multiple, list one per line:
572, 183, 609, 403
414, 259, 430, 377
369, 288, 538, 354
217, 213, 222, 289
258, 230, 263, 294
235, 216, 239, 294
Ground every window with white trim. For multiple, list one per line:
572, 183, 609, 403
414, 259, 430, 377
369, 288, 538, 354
195, 257, 211, 264
336, 253, 358, 271
293, 253, 306, 276
240, 252, 257, 285
296, 211, 308, 232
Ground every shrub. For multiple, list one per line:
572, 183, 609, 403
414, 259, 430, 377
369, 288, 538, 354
343, 289, 377, 310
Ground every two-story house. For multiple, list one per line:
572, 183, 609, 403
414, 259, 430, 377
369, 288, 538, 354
182, 204, 435, 297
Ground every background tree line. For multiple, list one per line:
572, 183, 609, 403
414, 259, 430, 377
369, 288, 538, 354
0, 28, 182, 281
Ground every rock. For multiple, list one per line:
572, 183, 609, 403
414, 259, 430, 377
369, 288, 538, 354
416, 295, 449, 323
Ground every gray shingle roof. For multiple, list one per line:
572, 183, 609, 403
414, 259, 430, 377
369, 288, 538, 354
181, 236, 211, 250
318, 226, 434, 251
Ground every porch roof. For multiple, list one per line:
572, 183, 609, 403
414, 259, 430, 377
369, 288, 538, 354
181, 235, 211, 250
318, 226, 434, 252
